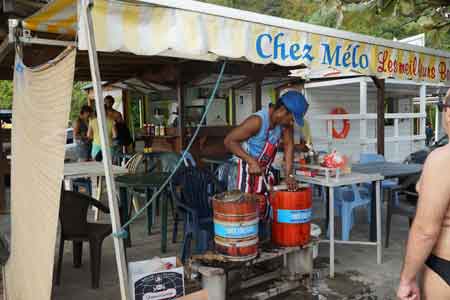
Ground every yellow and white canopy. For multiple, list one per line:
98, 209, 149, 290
23, 0, 450, 84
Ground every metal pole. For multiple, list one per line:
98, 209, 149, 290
82, 1, 130, 299
376, 180, 382, 264
329, 187, 335, 278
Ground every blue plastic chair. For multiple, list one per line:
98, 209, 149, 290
331, 184, 372, 241
170, 167, 224, 262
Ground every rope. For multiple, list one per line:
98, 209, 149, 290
114, 60, 227, 238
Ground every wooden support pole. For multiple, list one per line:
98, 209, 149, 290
231, 88, 236, 126
376, 78, 385, 155
177, 78, 185, 151
253, 79, 262, 112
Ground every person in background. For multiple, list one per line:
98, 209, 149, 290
87, 110, 117, 162
73, 105, 93, 161
168, 103, 179, 128
104, 95, 123, 123
397, 89, 450, 300
425, 122, 434, 146
152, 108, 165, 126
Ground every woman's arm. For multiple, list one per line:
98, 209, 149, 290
224, 116, 262, 174
282, 126, 294, 176
73, 119, 81, 140
282, 126, 297, 190
87, 122, 93, 141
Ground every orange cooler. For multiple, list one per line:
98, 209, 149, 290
271, 187, 312, 247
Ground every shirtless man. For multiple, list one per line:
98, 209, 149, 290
397, 88, 450, 300
104, 95, 123, 123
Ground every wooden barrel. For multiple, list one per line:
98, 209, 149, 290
271, 187, 312, 247
213, 191, 259, 261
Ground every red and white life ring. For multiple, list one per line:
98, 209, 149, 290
330, 107, 350, 139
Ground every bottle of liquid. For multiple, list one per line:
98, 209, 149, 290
155, 125, 160, 137
149, 123, 155, 136
160, 124, 165, 136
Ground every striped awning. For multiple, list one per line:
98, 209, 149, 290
24, 0, 450, 84
22, 0, 77, 36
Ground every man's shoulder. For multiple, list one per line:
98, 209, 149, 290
425, 145, 450, 169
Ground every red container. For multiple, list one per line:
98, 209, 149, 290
213, 192, 259, 260
271, 187, 312, 247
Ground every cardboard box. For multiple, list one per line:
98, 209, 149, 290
129, 257, 184, 300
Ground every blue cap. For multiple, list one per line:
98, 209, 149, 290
280, 91, 309, 127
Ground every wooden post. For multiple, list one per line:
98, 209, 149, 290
231, 88, 236, 126
122, 89, 129, 125
177, 78, 185, 151
253, 79, 262, 112
376, 78, 385, 155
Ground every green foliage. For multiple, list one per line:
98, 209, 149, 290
0, 81, 13, 109
201, 0, 450, 50
0, 80, 88, 120
70, 82, 89, 121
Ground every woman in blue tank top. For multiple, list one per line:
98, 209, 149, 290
225, 90, 309, 197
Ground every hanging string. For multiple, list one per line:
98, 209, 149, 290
114, 60, 227, 238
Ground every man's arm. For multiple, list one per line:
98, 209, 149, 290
282, 125, 294, 176
87, 123, 93, 141
73, 119, 81, 140
224, 116, 261, 167
400, 147, 450, 284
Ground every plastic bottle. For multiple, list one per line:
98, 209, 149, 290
149, 123, 155, 136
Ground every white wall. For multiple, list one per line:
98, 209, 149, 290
304, 81, 421, 162
236, 79, 425, 162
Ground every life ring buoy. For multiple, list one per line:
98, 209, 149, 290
331, 107, 350, 139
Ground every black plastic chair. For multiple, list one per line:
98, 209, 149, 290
385, 175, 419, 248
55, 190, 112, 289
170, 167, 224, 262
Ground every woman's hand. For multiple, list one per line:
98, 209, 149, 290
284, 175, 298, 191
248, 159, 263, 175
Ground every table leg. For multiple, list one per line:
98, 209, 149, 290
161, 189, 168, 253
0, 170, 5, 213
329, 187, 335, 278
147, 188, 153, 235
152, 193, 157, 224
119, 186, 131, 248
370, 181, 377, 242
376, 180, 383, 264
94, 176, 103, 221
325, 187, 330, 231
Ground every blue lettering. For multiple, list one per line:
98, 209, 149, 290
303, 44, 314, 62
290, 43, 301, 60
352, 45, 360, 68
256, 33, 272, 59
322, 43, 342, 66
359, 54, 369, 69
273, 32, 289, 60
342, 44, 352, 68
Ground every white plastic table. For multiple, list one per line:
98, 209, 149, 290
63, 161, 128, 180
295, 172, 384, 278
